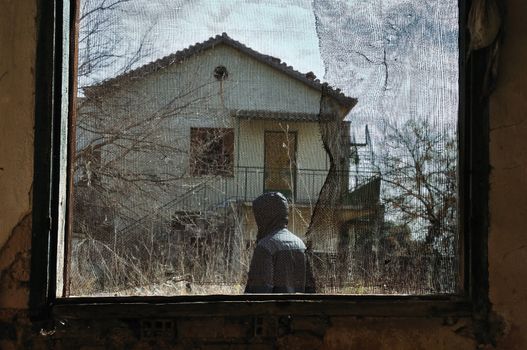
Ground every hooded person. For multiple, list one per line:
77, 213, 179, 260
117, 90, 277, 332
245, 192, 316, 293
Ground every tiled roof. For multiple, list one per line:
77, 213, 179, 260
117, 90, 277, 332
86, 33, 357, 109
234, 110, 332, 122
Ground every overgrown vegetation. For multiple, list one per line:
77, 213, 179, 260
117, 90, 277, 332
70, 0, 459, 296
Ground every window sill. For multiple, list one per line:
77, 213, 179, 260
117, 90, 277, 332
52, 295, 472, 319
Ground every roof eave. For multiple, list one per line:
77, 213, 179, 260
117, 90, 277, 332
84, 33, 358, 108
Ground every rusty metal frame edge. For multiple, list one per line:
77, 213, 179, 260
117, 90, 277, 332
30, 0, 63, 319
63, 0, 80, 299
52, 296, 473, 318
29, 0, 490, 320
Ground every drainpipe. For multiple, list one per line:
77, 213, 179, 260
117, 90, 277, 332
236, 113, 241, 169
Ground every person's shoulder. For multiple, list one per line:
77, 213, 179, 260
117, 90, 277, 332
255, 234, 275, 253
258, 229, 306, 253
272, 229, 306, 249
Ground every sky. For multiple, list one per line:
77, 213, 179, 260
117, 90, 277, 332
85, 0, 324, 84
81, 0, 458, 138
79, 0, 459, 240
81, 0, 458, 128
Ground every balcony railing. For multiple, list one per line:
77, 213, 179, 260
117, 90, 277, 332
166, 167, 380, 213
234, 166, 328, 204
110, 166, 380, 237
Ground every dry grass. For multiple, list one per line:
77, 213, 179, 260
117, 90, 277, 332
74, 280, 244, 297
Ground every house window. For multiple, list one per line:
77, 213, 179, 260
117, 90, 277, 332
190, 128, 234, 176
30, 0, 490, 313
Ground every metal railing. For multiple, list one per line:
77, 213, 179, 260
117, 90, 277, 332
76, 166, 380, 252
168, 166, 380, 213
104, 167, 381, 236
233, 166, 329, 204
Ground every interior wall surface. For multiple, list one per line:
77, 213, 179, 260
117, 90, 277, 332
0, 1, 35, 250
0, 0, 526, 348
487, 0, 527, 348
0, 0, 36, 313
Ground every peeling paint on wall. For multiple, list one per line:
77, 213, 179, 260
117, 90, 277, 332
0, 214, 31, 309
0, 0, 36, 251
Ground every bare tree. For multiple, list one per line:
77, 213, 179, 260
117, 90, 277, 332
71, 1, 244, 295
72, 72, 242, 294
378, 117, 457, 292
379, 118, 457, 244
78, 0, 153, 85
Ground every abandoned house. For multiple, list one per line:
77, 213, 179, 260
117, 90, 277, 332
73, 32, 383, 291
2, 0, 527, 349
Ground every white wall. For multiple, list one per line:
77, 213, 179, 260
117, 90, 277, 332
78, 43, 336, 220
237, 118, 328, 203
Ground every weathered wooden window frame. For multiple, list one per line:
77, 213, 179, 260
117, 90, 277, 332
30, 0, 490, 320
190, 127, 235, 177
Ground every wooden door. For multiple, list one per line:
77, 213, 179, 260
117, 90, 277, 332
264, 131, 297, 198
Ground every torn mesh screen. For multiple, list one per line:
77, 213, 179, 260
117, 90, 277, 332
69, 0, 458, 296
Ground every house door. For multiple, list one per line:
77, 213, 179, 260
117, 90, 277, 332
264, 131, 297, 199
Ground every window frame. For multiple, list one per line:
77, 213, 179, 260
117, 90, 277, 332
189, 127, 235, 177
30, 0, 490, 320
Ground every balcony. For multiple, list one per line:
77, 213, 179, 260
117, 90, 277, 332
169, 166, 380, 213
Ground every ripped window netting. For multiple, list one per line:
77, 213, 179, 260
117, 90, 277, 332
307, 94, 457, 294
68, 0, 459, 296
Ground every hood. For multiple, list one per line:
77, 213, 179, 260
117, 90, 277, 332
252, 192, 289, 241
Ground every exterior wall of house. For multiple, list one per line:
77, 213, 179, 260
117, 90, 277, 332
87, 43, 323, 119
237, 118, 329, 203
6, 1, 527, 348
78, 43, 331, 218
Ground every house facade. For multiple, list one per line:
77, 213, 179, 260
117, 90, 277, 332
78, 34, 362, 228
74, 34, 383, 287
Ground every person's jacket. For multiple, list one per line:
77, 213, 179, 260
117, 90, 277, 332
245, 192, 316, 293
